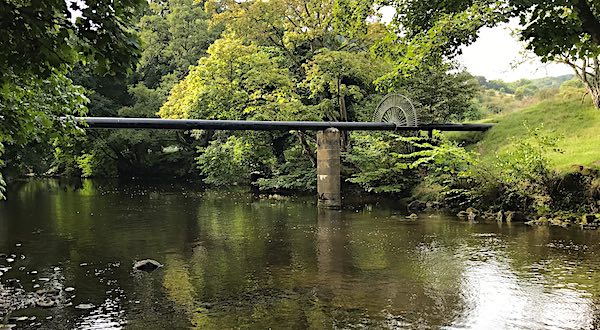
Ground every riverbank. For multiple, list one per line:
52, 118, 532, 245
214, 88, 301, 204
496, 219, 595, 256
410, 88, 600, 226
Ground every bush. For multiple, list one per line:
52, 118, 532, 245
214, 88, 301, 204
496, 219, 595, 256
76, 153, 117, 178
256, 146, 316, 192
345, 132, 421, 194
196, 134, 276, 186
409, 126, 564, 214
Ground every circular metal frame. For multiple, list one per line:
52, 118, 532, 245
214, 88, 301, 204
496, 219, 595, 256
373, 94, 418, 127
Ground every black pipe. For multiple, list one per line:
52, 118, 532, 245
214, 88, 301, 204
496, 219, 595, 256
68, 117, 493, 132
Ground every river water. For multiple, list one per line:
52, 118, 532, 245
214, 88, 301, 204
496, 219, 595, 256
1, 179, 600, 329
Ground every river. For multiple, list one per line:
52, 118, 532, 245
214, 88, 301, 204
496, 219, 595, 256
1, 179, 600, 329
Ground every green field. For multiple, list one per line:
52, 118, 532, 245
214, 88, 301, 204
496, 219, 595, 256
471, 92, 600, 171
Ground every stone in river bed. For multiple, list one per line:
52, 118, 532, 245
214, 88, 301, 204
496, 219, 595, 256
75, 303, 95, 310
36, 298, 56, 308
133, 259, 163, 272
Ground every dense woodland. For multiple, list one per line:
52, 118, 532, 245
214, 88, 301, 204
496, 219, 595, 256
1, 0, 600, 217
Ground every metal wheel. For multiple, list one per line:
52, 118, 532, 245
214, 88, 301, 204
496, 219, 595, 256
373, 94, 418, 127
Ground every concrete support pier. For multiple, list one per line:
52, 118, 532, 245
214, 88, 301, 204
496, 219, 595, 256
317, 128, 341, 209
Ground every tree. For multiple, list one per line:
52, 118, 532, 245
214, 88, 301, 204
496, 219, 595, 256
162, 0, 392, 188
303, 49, 391, 148
383, 0, 600, 108
0, 0, 144, 198
61, 0, 220, 179
137, 0, 221, 90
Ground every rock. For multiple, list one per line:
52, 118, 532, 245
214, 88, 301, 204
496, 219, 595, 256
525, 217, 548, 226
407, 200, 427, 213
581, 214, 597, 225
64, 287, 75, 292
496, 211, 505, 222
506, 211, 527, 222
6, 258, 14, 263
406, 213, 418, 219
549, 217, 570, 227
466, 207, 479, 221
583, 223, 600, 230
75, 303, 94, 310
457, 211, 468, 218
426, 201, 442, 210
133, 259, 163, 272
36, 298, 55, 308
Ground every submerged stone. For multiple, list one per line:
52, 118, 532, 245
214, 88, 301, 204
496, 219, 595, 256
133, 259, 163, 272
75, 303, 94, 310
35, 298, 55, 308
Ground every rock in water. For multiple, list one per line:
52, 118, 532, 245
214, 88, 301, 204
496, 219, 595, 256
133, 259, 163, 272
407, 200, 427, 213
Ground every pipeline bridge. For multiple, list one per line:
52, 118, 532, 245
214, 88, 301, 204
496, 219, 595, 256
71, 94, 493, 209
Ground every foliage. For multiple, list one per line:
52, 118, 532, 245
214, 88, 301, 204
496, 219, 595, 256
0, 0, 144, 198
196, 135, 276, 186
0, 0, 143, 79
0, 70, 89, 196
345, 132, 444, 193
0, 141, 4, 200
383, 0, 600, 108
161, 0, 396, 187
160, 36, 306, 121
377, 66, 481, 122
256, 146, 317, 192
137, 0, 221, 89
77, 153, 117, 178
54, 0, 221, 180
303, 49, 391, 122
484, 126, 559, 213
403, 127, 560, 213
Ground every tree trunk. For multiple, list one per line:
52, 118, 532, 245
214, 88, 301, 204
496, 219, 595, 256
337, 78, 349, 151
296, 132, 317, 167
591, 85, 600, 109
560, 56, 600, 109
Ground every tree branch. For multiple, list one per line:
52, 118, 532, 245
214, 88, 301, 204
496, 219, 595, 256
574, 0, 600, 44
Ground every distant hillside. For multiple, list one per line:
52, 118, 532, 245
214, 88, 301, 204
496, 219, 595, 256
473, 75, 582, 116
474, 85, 599, 171
475, 74, 574, 96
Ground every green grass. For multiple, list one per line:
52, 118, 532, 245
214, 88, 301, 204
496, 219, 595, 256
472, 91, 600, 171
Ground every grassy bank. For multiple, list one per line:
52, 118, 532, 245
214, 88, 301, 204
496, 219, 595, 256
473, 91, 600, 171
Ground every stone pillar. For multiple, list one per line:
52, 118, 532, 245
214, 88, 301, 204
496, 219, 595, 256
317, 128, 341, 209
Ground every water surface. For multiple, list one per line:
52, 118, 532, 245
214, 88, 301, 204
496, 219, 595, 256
1, 179, 600, 329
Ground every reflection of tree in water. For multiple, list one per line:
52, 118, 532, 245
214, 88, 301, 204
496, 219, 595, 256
5, 180, 600, 328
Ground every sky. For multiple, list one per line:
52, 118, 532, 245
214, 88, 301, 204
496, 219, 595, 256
378, 8, 573, 82
457, 22, 573, 82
